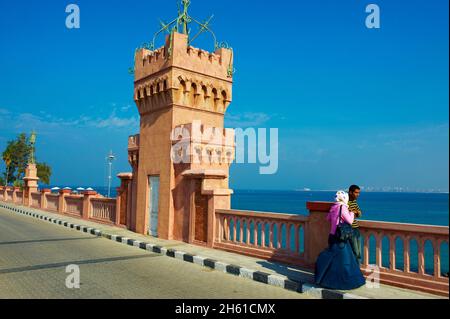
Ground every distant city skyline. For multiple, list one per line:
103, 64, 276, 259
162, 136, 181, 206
0, 0, 448, 192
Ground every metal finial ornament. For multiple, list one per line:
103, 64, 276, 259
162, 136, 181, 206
179, 0, 192, 35
129, 0, 234, 75
29, 131, 37, 164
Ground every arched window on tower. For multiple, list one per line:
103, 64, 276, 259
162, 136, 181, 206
212, 88, 218, 111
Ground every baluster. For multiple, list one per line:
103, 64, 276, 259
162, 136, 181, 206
253, 220, 258, 247
232, 217, 237, 243
246, 219, 251, 245
434, 239, 441, 279
228, 216, 232, 241
224, 217, 229, 241
239, 218, 244, 244
389, 234, 396, 271
418, 238, 425, 276
261, 221, 266, 248
269, 223, 274, 249
276, 222, 281, 249
218, 216, 224, 242
404, 236, 410, 273
376, 233, 382, 267
295, 224, 300, 254
245, 217, 253, 245
363, 233, 369, 267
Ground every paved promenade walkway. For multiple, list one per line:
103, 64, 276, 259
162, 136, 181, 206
0, 202, 444, 299
0, 206, 307, 299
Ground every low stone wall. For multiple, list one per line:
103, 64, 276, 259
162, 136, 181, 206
15, 191, 23, 204
90, 198, 116, 224
214, 209, 309, 267
1, 184, 447, 296
31, 192, 42, 208
212, 202, 449, 297
46, 194, 59, 212
0, 186, 119, 227
64, 196, 83, 217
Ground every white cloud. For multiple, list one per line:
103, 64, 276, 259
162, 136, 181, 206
120, 104, 133, 112
0, 108, 10, 115
225, 112, 271, 127
0, 107, 139, 135
95, 113, 138, 128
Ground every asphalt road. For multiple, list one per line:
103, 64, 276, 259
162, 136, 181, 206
0, 208, 308, 299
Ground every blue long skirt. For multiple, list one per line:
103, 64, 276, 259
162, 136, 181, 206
314, 234, 366, 290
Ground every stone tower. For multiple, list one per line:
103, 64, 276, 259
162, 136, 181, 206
127, 2, 235, 245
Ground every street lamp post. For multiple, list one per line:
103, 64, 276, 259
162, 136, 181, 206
106, 151, 115, 198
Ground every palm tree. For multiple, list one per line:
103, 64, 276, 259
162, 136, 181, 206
36, 162, 51, 185
2, 151, 12, 186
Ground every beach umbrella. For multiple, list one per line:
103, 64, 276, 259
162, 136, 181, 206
51, 187, 60, 191
63, 187, 72, 190
76, 187, 85, 191
86, 187, 94, 191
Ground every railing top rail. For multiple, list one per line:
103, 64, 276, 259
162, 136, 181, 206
65, 195, 84, 199
216, 209, 309, 222
359, 220, 449, 236
90, 198, 116, 203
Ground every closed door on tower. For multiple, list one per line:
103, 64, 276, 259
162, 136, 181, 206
148, 176, 160, 237
194, 179, 208, 243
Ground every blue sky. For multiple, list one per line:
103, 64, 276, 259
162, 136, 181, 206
0, 0, 448, 191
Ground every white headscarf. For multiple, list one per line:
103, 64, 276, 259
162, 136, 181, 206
335, 190, 349, 205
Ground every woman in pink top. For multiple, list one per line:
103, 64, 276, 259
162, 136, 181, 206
314, 190, 365, 290
327, 190, 354, 236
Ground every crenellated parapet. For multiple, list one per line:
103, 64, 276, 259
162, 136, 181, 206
170, 121, 235, 168
134, 33, 233, 82
133, 32, 233, 116
134, 46, 169, 81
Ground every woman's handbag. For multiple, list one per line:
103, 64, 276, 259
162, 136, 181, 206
335, 205, 353, 242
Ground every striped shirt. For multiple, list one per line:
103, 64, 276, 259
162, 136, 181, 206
348, 200, 362, 228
